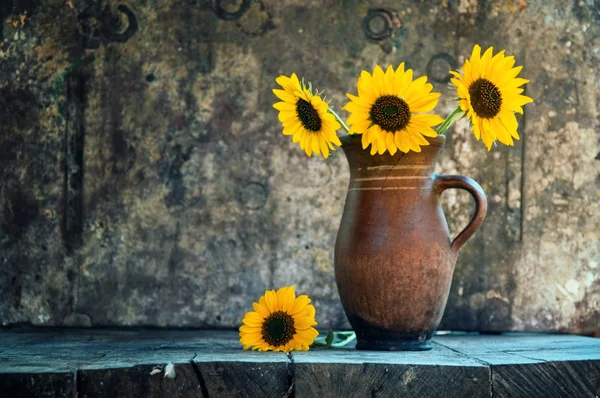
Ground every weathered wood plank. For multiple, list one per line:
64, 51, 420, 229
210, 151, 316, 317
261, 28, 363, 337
295, 362, 490, 398
193, 361, 289, 398
0, 372, 75, 398
1, 330, 600, 397
78, 365, 202, 398
293, 340, 491, 397
492, 361, 600, 398
434, 333, 600, 363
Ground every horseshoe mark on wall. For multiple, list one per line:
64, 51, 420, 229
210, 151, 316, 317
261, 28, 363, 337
78, 4, 138, 49
212, 0, 275, 37
212, 0, 252, 21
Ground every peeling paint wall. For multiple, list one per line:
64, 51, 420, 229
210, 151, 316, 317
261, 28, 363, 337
0, 0, 598, 333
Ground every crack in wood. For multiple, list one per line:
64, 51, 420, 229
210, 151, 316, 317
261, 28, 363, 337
431, 341, 493, 397
284, 352, 295, 398
190, 354, 210, 398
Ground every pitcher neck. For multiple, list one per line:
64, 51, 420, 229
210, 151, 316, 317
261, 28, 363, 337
340, 134, 446, 171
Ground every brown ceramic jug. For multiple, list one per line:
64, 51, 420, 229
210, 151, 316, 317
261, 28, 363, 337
335, 134, 487, 350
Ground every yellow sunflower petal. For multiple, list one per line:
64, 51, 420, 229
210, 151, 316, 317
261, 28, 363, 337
293, 303, 316, 319
293, 129, 303, 144
361, 131, 370, 149
294, 317, 318, 330
496, 65, 523, 87
377, 130, 387, 154
252, 301, 270, 318
319, 134, 330, 158
239, 324, 262, 334
463, 59, 473, 84
407, 134, 422, 152
357, 70, 378, 101
289, 295, 311, 315
343, 101, 370, 113
276, 286, 290, 311
408, 92, 441, 113
499, 110, 519, 139
484, 50, 505, 80
278, 111, 296, 123
347, 112, 370, 125
396, 67, 413, 98
384, 65, 396, 95
304, 135, 313, 157
470, 44, 482, 79
386, 132, 397, 155
293, 328, 319, 344
348, 121, 371, 135
282, 121, 302, 136
273, 89, 296, 103
311, 133, 321, 156
396, 62, 406, 74
328, 131, 342, 146
345, 92, 373, 108
240, 333, 262, 345
480, 118, 495, 150
411, 113, 444, 128
470, 117, 481, 140
404, 76, 430, 103
406, 126, 430, 146
264, 290, 278, 313
491, 56, 516, 83
273, 102, 296, 111
372, 65, 387, 95
479, 46, 494, 78
492, 118, 514, 146
242, 311, 264, 325
395, 130, 411, 153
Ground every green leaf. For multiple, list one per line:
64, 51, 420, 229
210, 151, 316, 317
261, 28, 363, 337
311, 331, 357, 349
325, 330, 335, 347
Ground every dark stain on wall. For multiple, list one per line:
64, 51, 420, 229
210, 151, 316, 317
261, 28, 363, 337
164, 145, 190, 208
2, 188, 39, 243
0, 87, 39, 132
63, 67, 90, 253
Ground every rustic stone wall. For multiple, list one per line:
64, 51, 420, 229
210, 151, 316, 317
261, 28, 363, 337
0, 0, 598, 333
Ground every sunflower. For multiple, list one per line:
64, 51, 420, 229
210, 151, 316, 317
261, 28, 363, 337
239, 286, 319, 352
343, 63, 444, 156
450, 44, 533, 150
273, 74, 342, 158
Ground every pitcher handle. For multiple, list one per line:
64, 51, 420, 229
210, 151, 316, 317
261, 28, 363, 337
434, 174, 488, 252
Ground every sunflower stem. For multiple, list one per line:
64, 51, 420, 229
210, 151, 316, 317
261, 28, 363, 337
436, 107, 465, 136
327, 108, 350, 133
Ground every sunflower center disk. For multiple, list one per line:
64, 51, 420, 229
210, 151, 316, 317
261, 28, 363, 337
469, 78, 502, 118
370, 95, 411, 132
262, 311, 296, 346
296, 98, 322, 132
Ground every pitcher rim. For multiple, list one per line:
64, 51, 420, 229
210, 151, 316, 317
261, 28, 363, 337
339, 134, 446, 148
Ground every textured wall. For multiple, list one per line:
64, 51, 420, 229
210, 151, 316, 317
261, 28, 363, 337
0, 0, 598, 334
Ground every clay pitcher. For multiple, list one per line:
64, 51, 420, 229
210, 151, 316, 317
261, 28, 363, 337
334, 134, 487, 350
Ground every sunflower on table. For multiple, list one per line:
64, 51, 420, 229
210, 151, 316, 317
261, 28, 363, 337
239, 286, 319, 352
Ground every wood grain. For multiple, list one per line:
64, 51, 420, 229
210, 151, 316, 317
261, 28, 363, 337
1, 330, 600, 398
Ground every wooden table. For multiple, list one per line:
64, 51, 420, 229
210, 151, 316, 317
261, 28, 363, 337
1, 329, 599, 397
